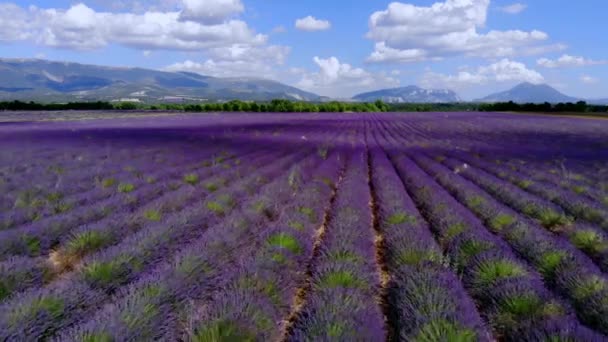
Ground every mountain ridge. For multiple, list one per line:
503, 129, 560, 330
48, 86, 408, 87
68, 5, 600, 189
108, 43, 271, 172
476, 82, 580, 104
352, 85, 461, 103
0, 58, 321, 103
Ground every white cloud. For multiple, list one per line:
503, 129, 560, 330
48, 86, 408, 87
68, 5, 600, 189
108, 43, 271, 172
295, 16, 331, 31
537, 54, 608, 68
272, 25, 287, 34
580, 75, 599, 84
500, 3, 527, 14
366, 0, 558, 62
180, 0, 244, 24
165, 44, 290, 79
296, 56, 399, 98
0, 2, 265, 51
421, 59, 544, 88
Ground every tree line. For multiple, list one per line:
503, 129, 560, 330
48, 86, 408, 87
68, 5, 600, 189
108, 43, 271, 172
1, 99, 607, 114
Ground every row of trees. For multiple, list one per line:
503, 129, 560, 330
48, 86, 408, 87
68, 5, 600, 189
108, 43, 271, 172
1, 99, 606, 114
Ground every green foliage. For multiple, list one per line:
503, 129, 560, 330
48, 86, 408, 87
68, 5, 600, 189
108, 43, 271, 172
472, 259, 527, 287
386, 212, 416, 225
288, 221, 304, 231
183, 173, 199, 185
65, 231, 110, 257
21, 234, 41, 255
538, 209, 570, 229
412, 319, 477, 342
9, 296, 64, 324
537, 251, 567, 277
490, 214, 516, 231
466, 196, 485, 208
267, 233, 301, 254
204, 182, 219, 192
193, 320, 255, 342
444, 223, 467, 242
319, 270, 362, 289
143, 210, 162, 222
81, 333, 113, 342
117, 183, 135, 193
299, 206, 316, 222
206, 201, 225, 215
396, 248, 445, 266
456, 239, 493, 267
572, 275, 606, 300
101, 178, 117, 188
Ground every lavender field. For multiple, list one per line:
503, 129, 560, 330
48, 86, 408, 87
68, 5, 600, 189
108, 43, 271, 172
1, 111, 608, 341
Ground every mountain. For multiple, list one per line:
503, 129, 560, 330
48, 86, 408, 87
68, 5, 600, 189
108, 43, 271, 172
0, 58, 320, 103
352, 86, 461, 103
477, 82, 579, 104
587, 98, 608, 105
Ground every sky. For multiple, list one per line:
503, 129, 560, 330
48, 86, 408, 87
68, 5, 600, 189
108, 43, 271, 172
0, 0, 607, 100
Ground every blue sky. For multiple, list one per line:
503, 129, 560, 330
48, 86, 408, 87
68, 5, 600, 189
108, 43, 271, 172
0, 0, 606, 99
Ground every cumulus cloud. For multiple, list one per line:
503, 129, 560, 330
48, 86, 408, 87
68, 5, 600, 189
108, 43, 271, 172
295, 16, 331, 31
180, 0, 244, 24
537, 54, 608, 68
0, 2, 265, 51
421, 59, 544, 89
366, 0, 559, 63
296, 56, 399, 98
500, 3, 527, 14
165, 44, 290, 79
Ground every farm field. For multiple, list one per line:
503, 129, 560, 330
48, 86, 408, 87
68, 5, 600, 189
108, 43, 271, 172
1, 111, 608, 341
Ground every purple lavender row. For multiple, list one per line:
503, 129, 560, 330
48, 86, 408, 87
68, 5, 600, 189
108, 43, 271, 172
440, 156, 608, 271
178, 152, 344, 341
0, 146, 233, 230
390, 153, 603, 340
0, 149, 279, 302
0, 150, 312, 340
0, 147, 259, 261
457, 154, 608, 229
56, 149, 335, 341
369, 147, 491, 341
413, 153, 608, 335
0, 143, 201, 212
287, 149, 386, 341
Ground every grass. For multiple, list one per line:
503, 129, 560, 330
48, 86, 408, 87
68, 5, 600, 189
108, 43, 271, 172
117, 183, 135, 193
396, 248, 444, 266
386, 212, 416, 225
318, 270, 362, 289
9, 296, 64, 325
206, 201, 225, 215
444, 223, 467, 242
101, 178, 117, 188
21, 234, 41, 255
456, 239, 493, 267
412, 319, 476, 342
571, 230, 608, 253
183, 173, 199, 185
81, 333, 113, 342
143, 210, 162, 222
537, 209, 570, 229
299, 206, 316, 222
490, 214, 516, 231
267, 233, 301, 254
204, 182, 219, 192
194, 320, 255, 342
65, 231, 111, 257
573, 275, 606, 300
537, 250, 567, 278
471, 259, 527, 288
288, 221, 304, 231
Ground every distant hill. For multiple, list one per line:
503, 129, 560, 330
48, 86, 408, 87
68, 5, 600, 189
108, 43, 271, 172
587, 98, 608, 105
352, 86, 461, 103
477, 82, 580, 104
0, 58, 320, 103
